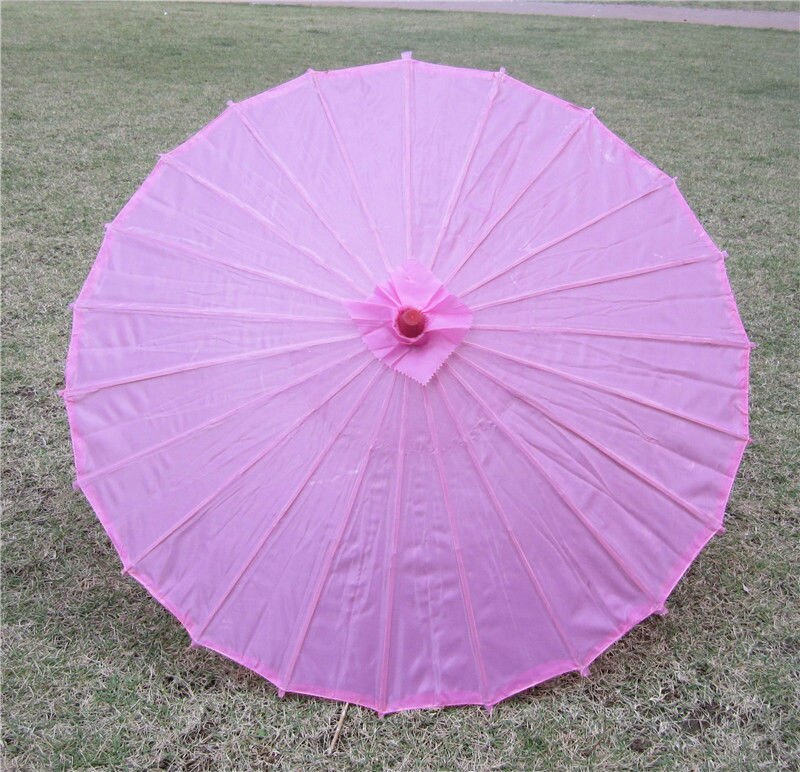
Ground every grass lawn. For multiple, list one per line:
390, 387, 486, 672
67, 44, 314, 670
2, 1, 798, 769
610, 1, 799, 12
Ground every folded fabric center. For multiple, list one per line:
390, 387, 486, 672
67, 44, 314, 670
344, 261, 473, 385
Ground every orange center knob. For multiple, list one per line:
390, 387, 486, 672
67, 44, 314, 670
397, 307, 426, 338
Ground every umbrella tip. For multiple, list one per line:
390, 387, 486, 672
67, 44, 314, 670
226, 100, 236, 108
277, 688, 286, 699
716, 525, 727, 535
397, 307, 426, 338
498, 67, 507, 77
579, 665, 591, 678
401, 51, 413, 61
655, 605, 668, 616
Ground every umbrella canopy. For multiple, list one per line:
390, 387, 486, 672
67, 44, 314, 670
63, 54, 751, 714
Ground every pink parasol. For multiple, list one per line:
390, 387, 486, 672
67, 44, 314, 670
63, 54, 751, 714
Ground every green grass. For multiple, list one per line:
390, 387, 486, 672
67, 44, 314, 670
2, 2, 798, 769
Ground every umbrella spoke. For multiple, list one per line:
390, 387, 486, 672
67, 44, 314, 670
435, 376, 583, 670
72, 301, 349, 325
442, 110, 592, 287
63, 334, 361, 399
469, 323, 753, 349
378, 378, 409, 714
280, 372, 397, 689
161, 154, 370, 298
466, 252, 721, 308
106, 224, 351, 306
228, 101, 380, 288
422, 389, 490, 704
401, 53, 414, 264
460, 176, 675, 301
460, 339, 748, 441
190, 364, 385, 646
400, 52, 414, 260
427, 71, 503, 273
310, 71, 393, 276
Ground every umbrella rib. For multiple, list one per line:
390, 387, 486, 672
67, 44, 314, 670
228, 101, 380, 287
74, 349, 368, 488
435, 377, 583, 669
401, 54, 414, 264
422, 389, 490, 704
461, 177, 675, 303
442, 110, 592, 286
378, 378, 409, 714
466, 252, 721, 308
309, 71, 393, 275
427, 71, 503, 272
461, 340, 748, 441
107, 224, 351, 305
124, 359, 375, 576
469, 324, 753, 349
160, 154, 369, 297
63, 334, 361, 399
191, 365, 384, 645
452, 355, 718, 529
280, 373, 397, 689
72, 301, 349, 325
426, 368, 632, 624
445, 360, 662, 603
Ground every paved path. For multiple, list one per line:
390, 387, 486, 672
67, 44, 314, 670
220, 0, 799, 31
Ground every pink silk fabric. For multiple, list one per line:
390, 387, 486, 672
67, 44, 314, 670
63, 54, 751, 714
